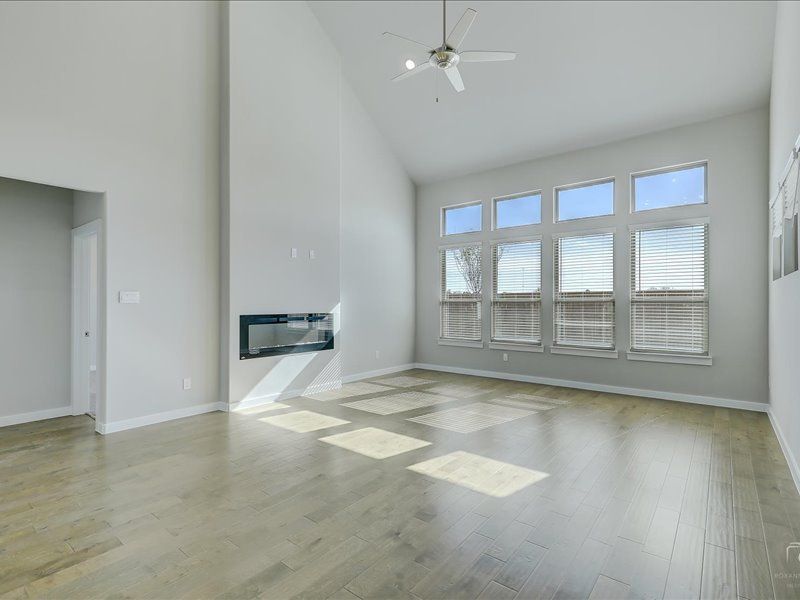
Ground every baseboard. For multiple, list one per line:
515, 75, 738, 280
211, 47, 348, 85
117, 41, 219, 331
0, 405, 73, 428
98, 402, 226, 434
768, 408, 800, 494
342, 363, 416, 384
413, 362, 768, 413
227, 380, 342, 413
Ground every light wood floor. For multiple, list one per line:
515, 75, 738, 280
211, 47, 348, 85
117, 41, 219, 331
2, 369, 799, 599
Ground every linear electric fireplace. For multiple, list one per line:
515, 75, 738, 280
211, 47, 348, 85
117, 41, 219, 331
239, 313, 334, 360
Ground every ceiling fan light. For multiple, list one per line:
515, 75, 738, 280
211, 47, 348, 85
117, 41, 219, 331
404, 59, 416, 70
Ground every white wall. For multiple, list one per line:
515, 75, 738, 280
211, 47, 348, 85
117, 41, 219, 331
0, 1, 220, 427
341, 83, 416, 379
223, 1, 342, 406
0, 178, 73, 422
416, 109, 769, 406
768, 0, 800, 480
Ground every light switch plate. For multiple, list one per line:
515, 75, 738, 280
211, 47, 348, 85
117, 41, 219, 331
119, 291, 140, 304
309, 249, 316, 259
290, 248, 298, 258
183, 378, 192, 390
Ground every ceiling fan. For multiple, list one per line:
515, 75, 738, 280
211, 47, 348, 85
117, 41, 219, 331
384, 0, 516, 93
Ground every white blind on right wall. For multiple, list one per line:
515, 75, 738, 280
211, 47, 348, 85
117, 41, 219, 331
630, 223, 709, 355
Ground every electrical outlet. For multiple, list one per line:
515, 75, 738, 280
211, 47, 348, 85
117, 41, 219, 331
502, 353, 508, 362
183, 378, 192, 390
290, 248, 298, 258
309, 249, 316, 259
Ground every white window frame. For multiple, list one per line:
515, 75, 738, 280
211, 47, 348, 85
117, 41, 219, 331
492, 190, 542, 231
552, 227, 617, 356
489, 236, 543, 350
441, 200, 483, 237
438, 242, 484, 348
630, 160, 708, 214
627, 217, 711, 366
554, 176, 615, 224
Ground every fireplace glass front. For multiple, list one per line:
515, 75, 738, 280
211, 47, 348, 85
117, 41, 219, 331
239, 313, 334, 360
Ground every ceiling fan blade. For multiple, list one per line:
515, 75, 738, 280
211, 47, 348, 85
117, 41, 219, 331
444, 66, 465, 92
459, 51, 516, 63
446, 8, 477, 50
382, 31, 431, 50
391, 61, 432, 82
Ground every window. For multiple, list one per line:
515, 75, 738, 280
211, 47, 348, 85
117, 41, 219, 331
443, 202, 482, 235
553, 232, 615, 349
629, 223, 708, 355
494, 192, 541, 229
440, 244, 482, 343
784, 215, 799, 275
633, 163, 706, 212
555, 178, 614, 222
771, 195, 783, 280
491, 239, 542, 345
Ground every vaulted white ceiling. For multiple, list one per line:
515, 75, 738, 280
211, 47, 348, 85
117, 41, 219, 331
310, 1, 776, 184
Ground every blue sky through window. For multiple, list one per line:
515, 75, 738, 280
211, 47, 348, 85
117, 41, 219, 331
496, 241, 540, 294
496, 194, 541, 229
444, 203, 481, 235
558, 233, 614, 292
634, 165, 705, 211
557, 180, 614, 221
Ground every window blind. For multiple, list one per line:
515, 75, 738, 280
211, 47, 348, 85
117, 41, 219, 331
553, 232, 615, 348
630, 223, 708, 355
491, 239, 541, 344
440, 245, 482, 341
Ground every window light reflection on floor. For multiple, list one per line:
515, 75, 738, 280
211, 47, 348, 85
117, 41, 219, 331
407, 451, 549, 498
319, 427, 431, 459
259, 410, 350, 433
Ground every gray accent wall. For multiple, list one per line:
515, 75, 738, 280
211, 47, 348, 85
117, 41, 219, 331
768, 1, 800, 477
0, 1, 220, 425
341, 83, 415, 378
416, 109, 769, 405
220, 2, 416, 405
223, 0, 341, 405
0, 178, 73, 420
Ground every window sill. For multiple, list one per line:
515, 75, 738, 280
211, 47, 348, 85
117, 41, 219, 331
438, 338, 484, 349
550, 346, 618, 359
626, 351, 712, 366
489, 342, 544, 353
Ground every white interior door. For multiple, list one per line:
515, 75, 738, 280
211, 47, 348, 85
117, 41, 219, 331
72, 221, 100, 418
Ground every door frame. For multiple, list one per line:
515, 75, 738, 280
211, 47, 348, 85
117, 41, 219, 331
71, 219, 102, 418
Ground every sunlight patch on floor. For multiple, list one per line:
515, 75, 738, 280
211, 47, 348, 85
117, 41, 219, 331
259, 410, 350, 433
407, 402, 535, 433
407, 451, 549, 497
342, 391, 455, 415
305, 382, 392, 401
425, 383, 486, 399
234, 402, 292, 416
319, 427, 431, 459
507, 393, 569, 405
374, 375, 437, 388
491, 394, 570, 411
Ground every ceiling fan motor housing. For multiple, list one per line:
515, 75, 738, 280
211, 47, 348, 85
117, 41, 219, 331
430, 48, 460, 70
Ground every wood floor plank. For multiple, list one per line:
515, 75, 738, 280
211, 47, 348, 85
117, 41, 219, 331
663, 523, 705, 599
735, 535, 774, 600
701, 542, 737, 600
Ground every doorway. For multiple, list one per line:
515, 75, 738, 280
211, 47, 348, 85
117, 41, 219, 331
72, 220, 101, 419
